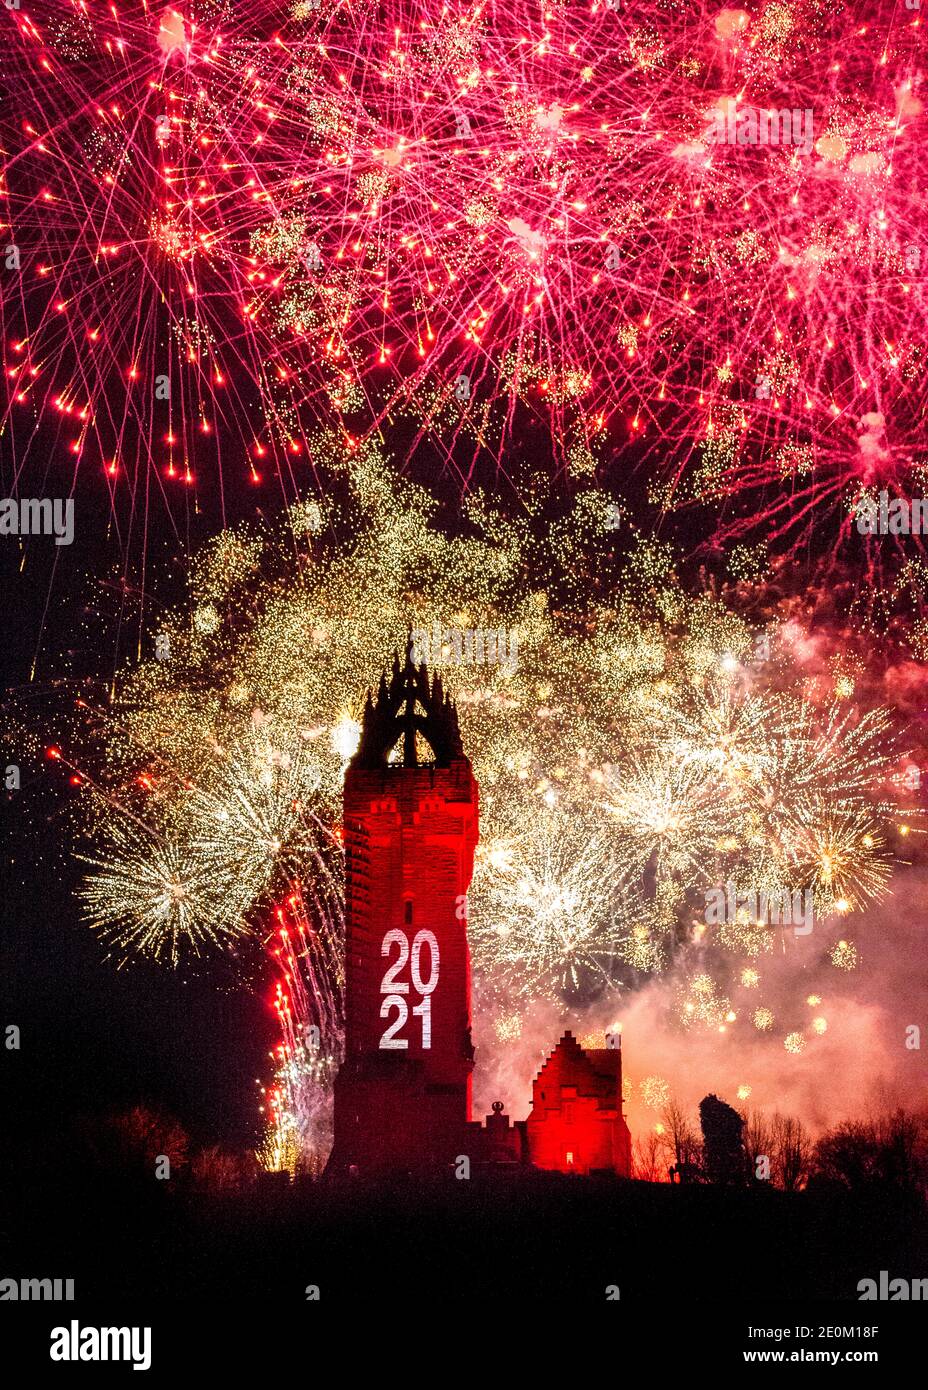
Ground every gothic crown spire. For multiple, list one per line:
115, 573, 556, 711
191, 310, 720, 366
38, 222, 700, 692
351, 638, 464, 769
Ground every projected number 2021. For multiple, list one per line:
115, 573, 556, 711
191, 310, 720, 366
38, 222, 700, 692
379, 928, 440, 1049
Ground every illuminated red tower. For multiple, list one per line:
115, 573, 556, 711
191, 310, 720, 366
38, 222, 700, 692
328, 648, 478, 1176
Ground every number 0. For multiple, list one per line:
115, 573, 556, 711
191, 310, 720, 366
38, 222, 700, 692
411, 930, 439, 995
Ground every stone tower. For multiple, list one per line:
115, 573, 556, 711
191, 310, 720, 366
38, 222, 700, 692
327, 646, 478, 1175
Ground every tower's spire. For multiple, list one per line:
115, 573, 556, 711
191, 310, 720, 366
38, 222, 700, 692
350, 633, 464, 769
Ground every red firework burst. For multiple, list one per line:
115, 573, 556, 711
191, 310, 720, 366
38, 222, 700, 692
1, 0, 926, 565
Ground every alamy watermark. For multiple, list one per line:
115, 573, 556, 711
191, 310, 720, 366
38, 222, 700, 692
858, 1272, 928, 1300
49, 1322, 151, 1370
411, 623, 518, 674
0, 497, 74, 546
856, 491, 928, 536
705, 882, 814, 937
0, 1275, 74, 1300
705, 100, 814, 157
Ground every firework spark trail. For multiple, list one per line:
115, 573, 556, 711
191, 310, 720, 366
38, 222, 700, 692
258, 890, 343, 1173
2, 1, 926, 587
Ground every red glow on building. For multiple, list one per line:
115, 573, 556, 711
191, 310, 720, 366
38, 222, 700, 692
327, 646, 631, 1180
525, 1031, 631, 1177
327, 648, 477, 1176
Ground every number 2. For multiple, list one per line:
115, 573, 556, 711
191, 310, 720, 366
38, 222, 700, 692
380, 929, 409, 993
379, 995, 408, 1048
